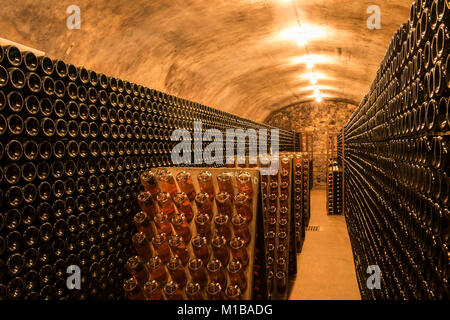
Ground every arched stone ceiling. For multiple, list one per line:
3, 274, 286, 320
1, 0, 412, 122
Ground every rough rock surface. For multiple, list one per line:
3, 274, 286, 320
265, 100, 357, 187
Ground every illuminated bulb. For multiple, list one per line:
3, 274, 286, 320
315, 95, 323, 102
306, 61, 314, 69
310, 77, 318, 85
313, 88, 320, 95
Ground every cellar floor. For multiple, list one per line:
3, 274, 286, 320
289, 189, 361, 300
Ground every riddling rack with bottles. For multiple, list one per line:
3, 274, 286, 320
123, 153, 312, 300
296, 153, 312, 236
327, 160, 343, 215
326, 129, 343, 215
125, 167, 263, 300
224, 153, 310, 298
0, 43, 300, 300
341, 0, 450, 300
219, 154, 301, 299
259, 153, 311, 299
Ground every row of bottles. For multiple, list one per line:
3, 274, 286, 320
0, 44, 298, 299
327, 160, 343, 215
342, 0, 450, 300
124, 167, 259, 300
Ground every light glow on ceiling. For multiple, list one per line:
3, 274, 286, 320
305, 92, 331, 102
302, 72, 326, 85
279, 25, 327, 46
289, 54, 330, 66
297, 84, 336, 92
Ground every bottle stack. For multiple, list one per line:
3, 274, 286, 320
0, 45, 298, 299
342, 0, 450, 299
293, 154, 311, 252
327, 160, 343, 215
260, 155, 294, 299
124, 168, 261, 300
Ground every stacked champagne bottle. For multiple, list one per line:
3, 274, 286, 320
260, 155, 295, 299
293, 153, 311, 251
342, 0, 450, 300
0, 43, 299, 300
124, 168, 261, 300
327, 160, 343, 215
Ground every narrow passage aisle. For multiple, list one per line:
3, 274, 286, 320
290, 189, 361, 300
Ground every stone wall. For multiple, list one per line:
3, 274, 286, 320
265, 101, 357, 187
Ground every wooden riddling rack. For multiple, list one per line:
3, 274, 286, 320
127, 167, 261, 300
327, 162, 343, 215
126, 151, 314, 300
293, 152, 311, 252
297, 131, 313, 228
326, 128, 343, 215
260, 155, 291, 300
229, 153, 312, 300
257, 153, 296, 299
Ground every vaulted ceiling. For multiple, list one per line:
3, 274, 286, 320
1, 0, 413, 121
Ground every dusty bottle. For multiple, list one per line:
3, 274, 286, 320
185, 282, 204, 300
172, 192, 194, 222
167, 257, 187, 288
225, 284, 242, 300
163, 281, 183, 300
140, 170, 160, 199
230, 236, 249, 267
156, 192, 176, 218
231, 214, 251, 245
207, 258, 227, 289
133, 211, 154, 239
195, 213, 212, 241
215, 192, 233, 218
148, 255, 168, 286
214, 214, 232, 241
137, 191, 157, 219
191, 234, 210, 264
125, 256, 149, 286
132, 232, 153, 262
151, 233, 171, 264
154, 212, 173, 236
143, 279, 164, 300
217, 172, 234, 196
176, 171, 196, 201
158, 170, 177, 196
124, 277, 145, 300
236, 171, 253, 199
197, 171, 215, 200
168, 234, 190, 265
206, 282, 224, 300
171, 213, 191, 243
227, 258, 247, 292
234, 193, 252, 223
194, 192, 213, 219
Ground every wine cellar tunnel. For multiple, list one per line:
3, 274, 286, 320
0, 0, 449, 301
0, 0, 412, 121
